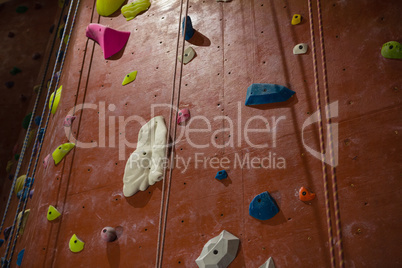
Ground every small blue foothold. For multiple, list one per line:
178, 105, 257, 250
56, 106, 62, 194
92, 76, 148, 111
249, 191, 279, 220
182, 16, 195, 41
17, 249, 25, 266
245, 83, 295, 106
38, 128, 45, 142
34, 116, 41, 126
215, 170, 228, 180
0, 239, 3, 247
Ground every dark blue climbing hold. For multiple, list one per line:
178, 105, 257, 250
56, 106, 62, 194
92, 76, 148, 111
245, 83, 295, 106
8, 174, 14, 180
57, 50, 64, 63
34, 116, 41, 126
17, 249, 25, 266
4, 226, 11, 241
0, 239, 3, 247
49, 24, 55, 34
182, 16, 195, 41
249, 191, 279, 220
38, 128, 45, 142
215, 170, 228, 180
5, 81, 14, 89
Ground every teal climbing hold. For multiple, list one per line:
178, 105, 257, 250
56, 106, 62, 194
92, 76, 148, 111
22, 113, 33, 129
16, 6, 29, 13
14, 154, 20, 161
17, 249, 25, 266
381, 41, 402, 59
10, 67, 22, 75
245, 83, 295, 106
215, 170, 228, 180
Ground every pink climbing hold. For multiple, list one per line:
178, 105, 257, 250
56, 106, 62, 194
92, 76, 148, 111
177, 108, 190, 125
101, 227, 117, 242
85, 23, 130, 59
63, 115, 76, 127
43, 154, 51, 169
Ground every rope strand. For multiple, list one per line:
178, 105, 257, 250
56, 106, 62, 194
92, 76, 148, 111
307, 0, 336, 267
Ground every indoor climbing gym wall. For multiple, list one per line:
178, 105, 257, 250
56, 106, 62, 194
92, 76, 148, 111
0, 0, 401, 267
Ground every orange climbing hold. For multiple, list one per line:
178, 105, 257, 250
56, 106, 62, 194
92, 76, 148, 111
299, 186, 316, 202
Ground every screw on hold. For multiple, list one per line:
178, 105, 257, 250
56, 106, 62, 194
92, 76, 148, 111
213, 250, 218, 255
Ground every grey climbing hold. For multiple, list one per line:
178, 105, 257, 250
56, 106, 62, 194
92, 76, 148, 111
178, 47, 196, 64
101, 227, 117, 242
293, 43, 308, 55
259, 257, 275, 268
245, 83, 295, 106
195, 230, 240, 268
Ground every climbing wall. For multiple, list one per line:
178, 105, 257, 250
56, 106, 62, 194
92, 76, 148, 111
1, 0, 401, 267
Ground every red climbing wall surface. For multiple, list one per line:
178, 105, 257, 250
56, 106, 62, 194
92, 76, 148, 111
0, 0, 401, 267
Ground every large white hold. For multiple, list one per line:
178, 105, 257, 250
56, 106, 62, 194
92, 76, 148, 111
259, 257, 276, 268
123, 116, 167, 197
195, 230, 240, 268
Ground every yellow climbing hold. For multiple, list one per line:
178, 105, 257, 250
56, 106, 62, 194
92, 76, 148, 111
52, 143, 75, 165
49, 85, 62, 114
47, 205, 61, 221
16, 209, 30, 235
58, 0, 65, 8
6, 160, 13, 173
122, 71, 138, 86
14, 175, 26, 195
27, 131, 35, 147
291, 14, 302, 25
96, 0, 126, 17
69, 234, 85, 253
64, 34, 69, 45
121, 0, 151, 21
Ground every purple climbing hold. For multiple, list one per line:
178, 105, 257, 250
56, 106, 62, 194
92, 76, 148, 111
101, 227, 117, 242
29, 189, 34, 199
85, 23, 131, 59
5, 81, 14, 88
4, 226, 11, 241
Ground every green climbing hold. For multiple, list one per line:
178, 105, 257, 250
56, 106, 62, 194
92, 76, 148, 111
49, 86, 62, 114
22, 113, 33, 129
122, 71, 138, 86
121, 0, 151, 21
16, 6, 29, 14
96, 0, 126, 17
381, 41, 402, 59
69, 234, 85, 253
52, 143, 75, 165
14, 154, 20, 161
10, 67, 22, 75
47, 205, 61, 221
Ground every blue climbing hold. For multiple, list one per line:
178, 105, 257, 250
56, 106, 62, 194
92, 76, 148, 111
215, 170, 228, 180
249, 191, 279, 220
4, 226, 11, 241
0, 239, 3, 247
245, 83, 295, 106
17, 249, 25, 266
34, 116, 41, 126
182, 16, 195, 41
38, 128, 45, 142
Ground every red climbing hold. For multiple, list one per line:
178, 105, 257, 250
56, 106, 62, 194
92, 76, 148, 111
299, 186, 316, 202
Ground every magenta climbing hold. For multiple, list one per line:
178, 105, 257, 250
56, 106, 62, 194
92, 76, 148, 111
101, 227, 117, 242
63, 115, 76, 127
177, 108, 190, 124
86, 23, 130, 59
43, 154, 51, 169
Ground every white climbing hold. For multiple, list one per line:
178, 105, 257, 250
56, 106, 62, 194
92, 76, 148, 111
259, 257, 276, 268
195, 230, 240, 268
293, 43, 308, 55
122, 116, 167, 197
